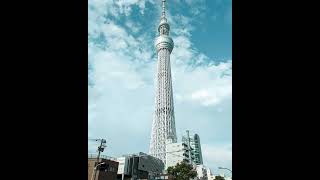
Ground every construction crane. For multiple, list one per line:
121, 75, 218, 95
88, 138, 107, 180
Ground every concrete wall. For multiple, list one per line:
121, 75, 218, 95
88, 158, 119, 180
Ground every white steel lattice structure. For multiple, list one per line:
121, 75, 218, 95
149, 0, 177, 166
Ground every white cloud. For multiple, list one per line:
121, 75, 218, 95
111, 0, 157, 15
192, 89, 219, 106
202, 143, 232, 175
167, 16, 232, 107
184, 0, 206, 16
93, 51, 146, 89
173, 63, 232, 106
125, 20, 142, 33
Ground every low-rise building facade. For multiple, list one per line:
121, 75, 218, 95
166, 141, 195, 169
117, 152, 164, 180
88, 154, 119, 180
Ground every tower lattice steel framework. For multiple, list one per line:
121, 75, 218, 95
149, 0, 177, 166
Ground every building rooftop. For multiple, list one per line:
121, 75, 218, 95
88, 154, 117, 161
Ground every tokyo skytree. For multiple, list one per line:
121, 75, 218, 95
149, 0, 177, 166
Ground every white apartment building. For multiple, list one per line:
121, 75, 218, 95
196, 165, 208, 180
165, 141, 194, 169
206, 168, 215, 180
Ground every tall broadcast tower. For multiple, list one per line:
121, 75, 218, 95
149, 0, 177, 166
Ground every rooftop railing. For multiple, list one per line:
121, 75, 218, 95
88, 154, 117, 161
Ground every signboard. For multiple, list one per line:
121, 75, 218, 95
117, 157, 129, 175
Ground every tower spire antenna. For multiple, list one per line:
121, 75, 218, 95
158, 0, 170, 36
162, 0, 166, 18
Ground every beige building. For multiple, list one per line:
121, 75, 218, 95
88, 155, 119, 180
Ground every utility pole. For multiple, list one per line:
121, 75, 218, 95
90, 138, 106, 180
90, 162, 105, 180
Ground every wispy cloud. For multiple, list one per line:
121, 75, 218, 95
202, 143, 232, 175
185, 0, 206, 16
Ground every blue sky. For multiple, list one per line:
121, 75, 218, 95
88, 0, 232, 176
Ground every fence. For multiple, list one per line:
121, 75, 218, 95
88, 154, 117, 161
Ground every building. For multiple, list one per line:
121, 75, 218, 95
165, 141, 195, 169
117, 152, 164, 180
218, 173, 232, 180
117, 157, 130, 180
153, 173, 174, 180
182, 131, 203, 165
211, 173, 232, 180
196, 165, 208, 180
149, 0, 177, 167
206, 168, 215, 180
88, 154, 119, 180
192, 134, 203, 165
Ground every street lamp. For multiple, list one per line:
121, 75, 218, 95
218, 167, 232, 173
218, 167, 232, 179
90, 162, 106, 180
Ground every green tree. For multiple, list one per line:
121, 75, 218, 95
214, 176, 225, 180
167, 162, 197, 180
